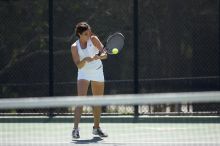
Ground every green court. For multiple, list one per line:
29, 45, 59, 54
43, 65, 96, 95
1, 116, 220, 146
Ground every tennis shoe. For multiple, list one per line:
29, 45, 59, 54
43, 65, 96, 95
72, 128, 80, 139
92, 127, 108, 137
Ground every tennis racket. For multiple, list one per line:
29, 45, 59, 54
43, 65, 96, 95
98, 32, 125, 55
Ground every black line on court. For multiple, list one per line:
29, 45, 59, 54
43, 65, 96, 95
0, 116, 220, 123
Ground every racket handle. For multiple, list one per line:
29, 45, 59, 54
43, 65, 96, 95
97, 51, 102, 56
97, 48, 107, 56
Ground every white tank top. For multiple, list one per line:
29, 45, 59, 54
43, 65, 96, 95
75, 38, 102, 72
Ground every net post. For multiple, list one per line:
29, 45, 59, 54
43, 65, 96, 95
213, 0, 220, 115
133, 0, 139, 117
48, 0, 54, 117
218, 0, 220, 115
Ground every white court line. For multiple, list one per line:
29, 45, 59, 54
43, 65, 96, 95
105, 142, 220, 144
2, 141, 220, 144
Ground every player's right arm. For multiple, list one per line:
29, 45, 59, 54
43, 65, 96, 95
71, 44, 93, 69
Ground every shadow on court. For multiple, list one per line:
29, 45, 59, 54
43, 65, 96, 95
72, 136, 103, 144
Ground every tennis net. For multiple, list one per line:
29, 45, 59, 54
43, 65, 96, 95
0, 91, 220, 146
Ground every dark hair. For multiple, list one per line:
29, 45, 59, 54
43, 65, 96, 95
75, 22, 91, 38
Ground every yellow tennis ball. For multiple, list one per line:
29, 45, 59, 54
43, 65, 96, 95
112, 48, 119, 54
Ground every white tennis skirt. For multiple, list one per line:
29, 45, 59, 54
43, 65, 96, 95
77, 67, 104, 82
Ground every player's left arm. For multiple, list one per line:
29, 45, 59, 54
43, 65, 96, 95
91, 35, 107, 60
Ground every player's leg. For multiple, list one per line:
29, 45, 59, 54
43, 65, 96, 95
91, 81, 107, 137
91, 81, 104, 128
72, 79, 90, 138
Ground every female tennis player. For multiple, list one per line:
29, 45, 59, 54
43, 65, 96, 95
71, 22, 108, 139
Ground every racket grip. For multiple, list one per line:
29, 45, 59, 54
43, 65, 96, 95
96, 51, 102, 56
97, 48, 107, 56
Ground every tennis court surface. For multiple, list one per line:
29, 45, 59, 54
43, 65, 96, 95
1, 91, 220, 146
1, 122, 220, 146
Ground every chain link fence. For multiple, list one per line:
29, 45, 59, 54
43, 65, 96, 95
0, 0, 219, 116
